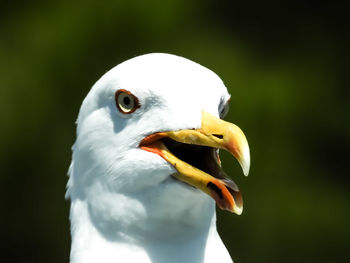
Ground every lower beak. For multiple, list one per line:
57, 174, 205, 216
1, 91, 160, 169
139, 111, 250, 214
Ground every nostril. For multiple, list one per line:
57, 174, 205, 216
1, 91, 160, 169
212, 134, 223, 139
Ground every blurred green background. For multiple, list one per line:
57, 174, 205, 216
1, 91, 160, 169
1, 1, 348, 262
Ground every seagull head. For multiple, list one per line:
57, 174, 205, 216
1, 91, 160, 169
67, 53, 250, 240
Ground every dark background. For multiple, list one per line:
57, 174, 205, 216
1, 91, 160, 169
1, 1, 349, 262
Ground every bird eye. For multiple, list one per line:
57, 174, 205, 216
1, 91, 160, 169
115, 89, 140, 114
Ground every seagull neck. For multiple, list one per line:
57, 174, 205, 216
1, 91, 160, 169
69, 198, 231, 263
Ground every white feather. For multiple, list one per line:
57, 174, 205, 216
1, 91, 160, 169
67, 53, 233, 263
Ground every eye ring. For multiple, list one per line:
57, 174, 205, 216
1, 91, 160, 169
115, 89, 140, 114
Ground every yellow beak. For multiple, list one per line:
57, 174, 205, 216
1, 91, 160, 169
140, 111, 250, 214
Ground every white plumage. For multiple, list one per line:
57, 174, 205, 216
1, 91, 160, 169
67, 53, 250, 263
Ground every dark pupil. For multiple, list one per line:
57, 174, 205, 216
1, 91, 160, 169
123, 96, 131, 106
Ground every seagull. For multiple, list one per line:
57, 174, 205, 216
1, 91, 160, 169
66, 53, 250, 263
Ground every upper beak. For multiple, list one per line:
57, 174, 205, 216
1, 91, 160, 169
139, 111, 250, 214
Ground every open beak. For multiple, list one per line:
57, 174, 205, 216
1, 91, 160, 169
139, 111, 250, 214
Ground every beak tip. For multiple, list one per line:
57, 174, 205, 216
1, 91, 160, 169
219, 201, 243, 215
243, 167, 249, 177
226, 131, 250, 177
227, 203, 243, 215
240, 145, 250, 177
235, 207, 243, 215
242, 160, 250, 177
